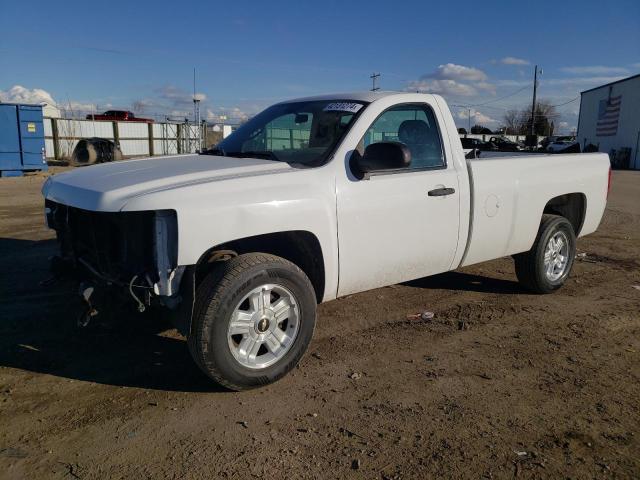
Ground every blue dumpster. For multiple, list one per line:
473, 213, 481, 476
0, 103, 48, 176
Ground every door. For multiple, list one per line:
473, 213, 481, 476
337, 102, 460, 296
18, 105, 46, 168
0, 105, 21, 171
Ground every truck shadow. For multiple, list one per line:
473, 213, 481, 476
0, 237, 223, 393
406, 270, 525, 294
0, 236, 525, 392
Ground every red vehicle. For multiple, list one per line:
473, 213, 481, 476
86, 110, 153, 123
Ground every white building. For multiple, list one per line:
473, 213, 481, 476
41, 102, 61, 118
577, 74, 640, 170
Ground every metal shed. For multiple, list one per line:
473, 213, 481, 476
577, 74, 640, 170
0, 103, 48, 176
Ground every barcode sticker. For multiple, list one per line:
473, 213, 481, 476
323, 102, 363, 113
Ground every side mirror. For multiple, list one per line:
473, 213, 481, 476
295, 113, 309, 124
355, 141, 411, 174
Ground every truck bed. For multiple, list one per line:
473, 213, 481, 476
460, 152, 609, 267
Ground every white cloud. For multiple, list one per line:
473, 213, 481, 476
431, 63, 488, 81
0, 83, 252, 122
0, 85, 100, 115
631, 63, 640, 69
457, 109, 497, 126
0, 85, 56, 105
206, 106, 251, 123
407, 78, 477, 96
156, 85, 207, 107
556, 121, 576, 134
60, 101, 97, 113
405, 63, 494, 97
476, 81, 497, 95
501, 57, 530, 66
169, 109, 190, 118
560, 65, 629, 75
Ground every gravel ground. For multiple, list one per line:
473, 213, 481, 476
0, 167, 638, 479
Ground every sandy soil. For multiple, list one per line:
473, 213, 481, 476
0, 168, 638, 479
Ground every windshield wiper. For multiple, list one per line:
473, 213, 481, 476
226, 150, 280, 161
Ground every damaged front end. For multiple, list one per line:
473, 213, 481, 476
45, 200, 192, 332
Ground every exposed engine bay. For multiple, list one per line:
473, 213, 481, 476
44, 200, 186, 326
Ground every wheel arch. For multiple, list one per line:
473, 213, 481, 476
195, 230, 326, 303
542, 192, 587, 236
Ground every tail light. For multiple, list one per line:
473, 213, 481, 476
607, 166, 612, 200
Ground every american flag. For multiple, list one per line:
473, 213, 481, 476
596, 95, 622, 136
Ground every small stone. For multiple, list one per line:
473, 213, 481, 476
349, 372, 362, 380
420, 311, 434, 321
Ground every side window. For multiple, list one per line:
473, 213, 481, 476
362, 104, 445, 169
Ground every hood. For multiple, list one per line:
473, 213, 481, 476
42, 154, 293, 211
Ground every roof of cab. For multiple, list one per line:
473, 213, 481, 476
277, 91, 414, 104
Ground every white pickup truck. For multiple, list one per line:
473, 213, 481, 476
42, 92, 610, 390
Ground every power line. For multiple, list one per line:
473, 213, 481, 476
451, 96, 579, 114
549, 96, 579, 108
469, 85, 531, 107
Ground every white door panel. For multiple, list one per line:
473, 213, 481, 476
337, 167, 460, 296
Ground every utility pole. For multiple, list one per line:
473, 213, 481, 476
370, 73, 380, 91
193, 67, 201, 151
530, 65, 538, 136
467, 107, 472, 134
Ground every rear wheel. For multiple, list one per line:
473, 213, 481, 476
514, 214, 576, 294
188, 253, 316, 390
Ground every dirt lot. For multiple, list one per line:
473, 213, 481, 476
0, 168, 638, 479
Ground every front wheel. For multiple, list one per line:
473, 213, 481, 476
188, 253, 317, 390
514, 214, 576, 294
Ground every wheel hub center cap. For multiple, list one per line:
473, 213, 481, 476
256, 317, 270, 333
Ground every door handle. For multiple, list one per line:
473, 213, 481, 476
428, 187, 456, 196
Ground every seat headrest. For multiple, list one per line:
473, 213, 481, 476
398, 120, 430, 144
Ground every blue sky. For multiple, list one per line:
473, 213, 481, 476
1, 0, 638, 132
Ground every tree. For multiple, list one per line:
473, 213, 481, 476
471, 125, 492, 134
132, 100, 146, 114
457, 127, 467, 135
522, 100, 557, 136
503, 109, 520, 135
502, 100, 558, 135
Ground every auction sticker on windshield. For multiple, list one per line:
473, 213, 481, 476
323, 102, 364, 113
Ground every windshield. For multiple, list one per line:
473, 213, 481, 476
207, 100, 367, 166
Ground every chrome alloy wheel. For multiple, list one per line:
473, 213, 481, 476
543, 231, 570, 282
227, 284, 300, 370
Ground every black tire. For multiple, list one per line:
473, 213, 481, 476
188, 253, 317, 391
514, 214, 576, 294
